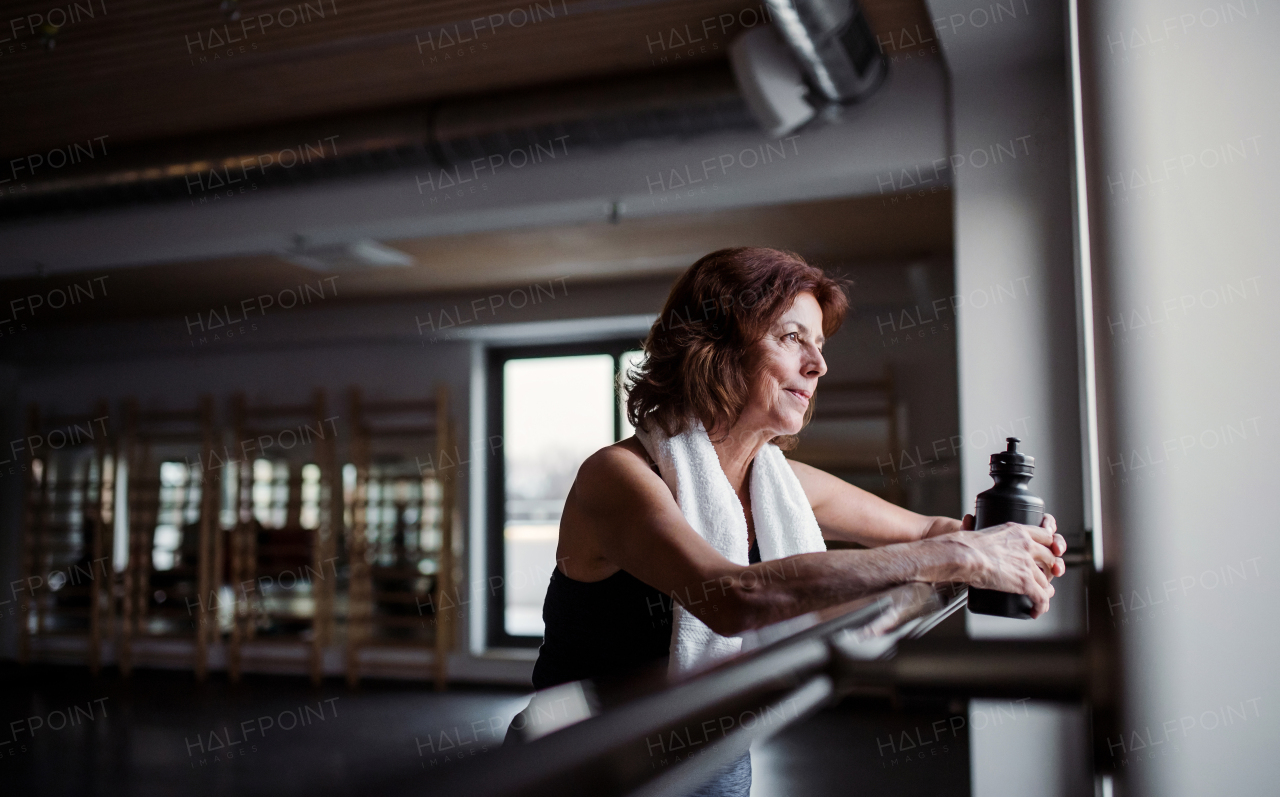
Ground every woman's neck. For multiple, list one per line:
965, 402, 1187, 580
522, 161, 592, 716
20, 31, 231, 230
708, 422, 772, 493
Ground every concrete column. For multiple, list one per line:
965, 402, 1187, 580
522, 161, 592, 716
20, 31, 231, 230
924, 1, 1090, 795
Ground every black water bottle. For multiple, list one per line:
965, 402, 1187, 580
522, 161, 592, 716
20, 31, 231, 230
967, 437, 1045, 619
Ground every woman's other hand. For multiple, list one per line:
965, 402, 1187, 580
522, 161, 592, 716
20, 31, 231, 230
960, 512, 1066, 576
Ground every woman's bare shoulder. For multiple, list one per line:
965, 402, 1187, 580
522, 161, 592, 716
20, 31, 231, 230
573, 437, 661, 505
579, 436, 650, 479
560, 439, 665, 579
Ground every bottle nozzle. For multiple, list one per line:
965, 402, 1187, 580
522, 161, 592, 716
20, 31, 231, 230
990, 438, 1033, 474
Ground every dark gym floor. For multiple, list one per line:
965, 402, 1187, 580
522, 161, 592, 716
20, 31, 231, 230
0, 663, 969, 796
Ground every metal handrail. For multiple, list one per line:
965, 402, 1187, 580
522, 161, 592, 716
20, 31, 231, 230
405, 581, 969, 797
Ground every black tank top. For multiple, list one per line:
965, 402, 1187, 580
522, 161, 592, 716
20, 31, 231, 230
531, 457, 762, 690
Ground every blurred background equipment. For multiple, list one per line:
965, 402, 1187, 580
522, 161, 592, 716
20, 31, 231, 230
118, 397, 220, 679
345, 386, 457, 689
226, 390, 338, 685
17, 401, 113, 672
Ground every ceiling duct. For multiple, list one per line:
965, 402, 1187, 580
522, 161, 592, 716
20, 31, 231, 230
768, 0, 887, 103
731, 0, 887, 137
0, 64, 755, 221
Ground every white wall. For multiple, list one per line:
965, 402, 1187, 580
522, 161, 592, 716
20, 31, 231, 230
1083, 1, 1280, 794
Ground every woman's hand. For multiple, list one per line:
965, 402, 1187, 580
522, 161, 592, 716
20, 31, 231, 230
933, 514, 1067, 618
960, 513, 1066, 576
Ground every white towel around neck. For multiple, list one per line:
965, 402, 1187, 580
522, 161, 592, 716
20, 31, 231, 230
634, 416, 827, 677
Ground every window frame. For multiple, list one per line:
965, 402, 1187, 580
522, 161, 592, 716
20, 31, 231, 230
485, 337, 643, 649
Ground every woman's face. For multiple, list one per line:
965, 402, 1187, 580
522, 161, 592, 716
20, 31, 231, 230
738, 291, 828, 439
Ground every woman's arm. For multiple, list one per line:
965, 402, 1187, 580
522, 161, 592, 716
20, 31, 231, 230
787, 459, 961, 546
569, 445, 1064, 638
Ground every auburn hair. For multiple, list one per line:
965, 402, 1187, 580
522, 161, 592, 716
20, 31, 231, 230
625, 247, 849, 448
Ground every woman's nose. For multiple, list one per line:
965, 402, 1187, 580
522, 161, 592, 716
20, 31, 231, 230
805, 347, 827, 377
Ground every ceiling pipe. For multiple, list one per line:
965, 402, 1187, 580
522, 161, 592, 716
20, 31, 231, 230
0, 64, 755, 221
0, 0, 890, 221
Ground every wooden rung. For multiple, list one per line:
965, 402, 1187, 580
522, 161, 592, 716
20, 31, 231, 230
371, 565, 429, 576
368, 584, 434, 595
367, 616, 435, 628
236, 428, 328, 443
133, 632, 199, 640
372, 591, 431, 602
42, 413, 109, 427
137, 408, 203, 422
133, 431, 207, 443
359, 425, 437, 438
145, 606, 201, 617
350, 638, 436, 652
361, 399, 437, 414
239, 403, 317, 418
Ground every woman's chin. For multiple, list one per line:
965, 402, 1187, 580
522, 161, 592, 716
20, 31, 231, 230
773, 414, 805, 437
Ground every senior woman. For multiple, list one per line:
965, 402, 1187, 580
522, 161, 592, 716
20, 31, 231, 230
527, 248, 1066, 796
